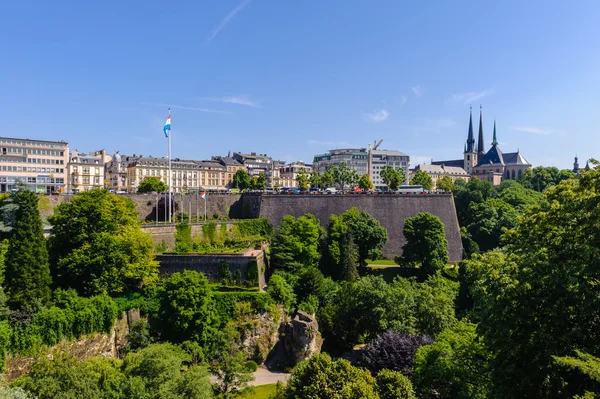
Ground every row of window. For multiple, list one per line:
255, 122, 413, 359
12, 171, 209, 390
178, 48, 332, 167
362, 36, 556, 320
72, 176, 102, 184
1, 166, 65, 173
71, 167, 101, 175
0, 176, 65, 184
0, 140, 66, 148
1, 157, 65, 165
2, 147, 65, 156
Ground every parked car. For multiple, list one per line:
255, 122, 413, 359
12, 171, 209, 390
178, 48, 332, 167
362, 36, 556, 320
325, 187, 337, 194
351, 187, 363, 193
309, 188, 320, 194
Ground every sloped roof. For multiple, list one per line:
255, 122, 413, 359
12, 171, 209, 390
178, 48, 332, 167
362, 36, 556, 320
503, 151, 531, 166
432, 159, 464, 168
476, 145, 504, 167
415, 164, 469, 176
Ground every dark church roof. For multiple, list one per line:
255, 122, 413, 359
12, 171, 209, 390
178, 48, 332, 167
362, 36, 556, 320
477, 145, 504, 166
466, 107, 475, 153
432, 159, 464, 168
503, 151, 530, 166
477, 106, 485, 154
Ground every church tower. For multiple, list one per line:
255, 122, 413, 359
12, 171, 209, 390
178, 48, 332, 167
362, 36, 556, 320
463, 107, 477, 174
477, 106, 485, 155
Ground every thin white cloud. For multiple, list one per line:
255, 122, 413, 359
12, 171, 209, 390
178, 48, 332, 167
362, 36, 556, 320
363, 109, 390, 123
307, 140, 358, 148
400, 96, 407, 106
144, 103, 231, 114
412, 85, 424, 97
512, 126, 552, 135
411, 155, 434, 166
199, 95, 262, 108
447, 88, 495, 105
206, 0, 251, 44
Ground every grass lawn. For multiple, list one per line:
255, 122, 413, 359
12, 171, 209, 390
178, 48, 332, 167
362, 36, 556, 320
239, 384, 277, 399
365, 259, 398, 265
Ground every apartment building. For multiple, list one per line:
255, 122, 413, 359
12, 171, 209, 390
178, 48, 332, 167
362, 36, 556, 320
211, 156, 246, 188
232, 152, 275, 184
0, 137, 68, 193
313, 148, 369, 176
125, 156, 228, 193
105, 153, 139, 192
280, 161, 313, 188
67, 149, 111, 193
370, 149, 410, 189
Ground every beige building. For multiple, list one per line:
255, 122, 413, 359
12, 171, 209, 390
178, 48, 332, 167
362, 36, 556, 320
67, 149, 111, 193
412, 164, 470, 189
0, 137, 68, 193
105, 153, 140, 192
279, 161, 313, 188
126, 156, 229, 193
211, 156, 246, 188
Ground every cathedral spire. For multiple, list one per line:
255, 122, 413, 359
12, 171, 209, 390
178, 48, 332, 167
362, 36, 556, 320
492, 120, 498, 146
477, 105, 485, 154
465, 106, 475, 153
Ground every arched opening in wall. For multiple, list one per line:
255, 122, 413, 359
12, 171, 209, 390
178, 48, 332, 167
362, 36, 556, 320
506, 170, 510, 179
511, 170, 516, 179
518, 169, 523, 178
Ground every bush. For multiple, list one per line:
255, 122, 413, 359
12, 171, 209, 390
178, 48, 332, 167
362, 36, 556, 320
125, 319, 152, 353
213, 292, 274, 324
361, 331, 433, 375
375, 369, 416, 399
266, 274, 296, 311
175, 223, 193, 253
245, 360, 258, 372
234, 219, 274, 240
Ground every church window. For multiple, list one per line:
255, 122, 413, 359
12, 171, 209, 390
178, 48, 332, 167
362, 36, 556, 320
467, 155, 470, 161
511, 170, 516, 179
518, 169, 523, 178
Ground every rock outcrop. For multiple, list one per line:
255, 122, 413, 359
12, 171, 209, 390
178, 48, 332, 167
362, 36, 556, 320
236, 306, 285, 363
282, 311, 322, 366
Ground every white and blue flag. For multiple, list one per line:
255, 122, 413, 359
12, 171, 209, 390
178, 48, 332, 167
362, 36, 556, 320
163, 112, 171, 138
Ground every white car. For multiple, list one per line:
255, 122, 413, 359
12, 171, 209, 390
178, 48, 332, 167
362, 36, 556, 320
325, 187, 337, 194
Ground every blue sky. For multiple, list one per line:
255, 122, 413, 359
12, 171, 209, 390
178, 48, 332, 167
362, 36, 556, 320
2, 1, 599, 169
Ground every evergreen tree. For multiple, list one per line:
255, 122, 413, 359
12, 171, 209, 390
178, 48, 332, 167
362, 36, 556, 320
399, 212, 448, 275
5, 191, 51, 310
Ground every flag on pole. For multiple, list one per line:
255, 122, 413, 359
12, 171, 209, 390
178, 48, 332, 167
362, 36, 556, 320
163, 112, 171, 138
201, 191, 207, 200
489, 159, 493, 165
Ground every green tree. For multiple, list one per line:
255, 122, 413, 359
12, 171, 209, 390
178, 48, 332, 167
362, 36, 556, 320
358, 174, 374, 191
375, 369, 417, 399
137, 177, 167, 193
296, 169, 309, 191
157, 271, 220, 354
210, 341, 254, 398
464, 199, 519, 252
308, 172, 322, 189
380, 165, 403, 191
320, 169, 334, 189
122, 343, 213, 399
399, 212, 448, 275
295, 266, 327, 305
329, 163, 354, 189
322, 214, 359, 282
5, 190, 51, 310
271, 215, 323, 273
272, 353, 378, 399
48, 189, 158, 296
255, 172, 267, 190
413, 321, 491, 399
453, 177, 494, 227
341, 207, 388, 267
436, 175, 454, 192
232, 169, 251, 190
267, 273, 296, 310
495, 179, 544, 208
410, 170, 433, 190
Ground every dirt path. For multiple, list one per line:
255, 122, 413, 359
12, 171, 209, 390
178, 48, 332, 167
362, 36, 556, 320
250, 367, 290, 386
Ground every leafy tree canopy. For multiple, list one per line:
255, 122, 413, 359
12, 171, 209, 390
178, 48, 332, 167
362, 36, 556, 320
358, 174, 374, 191
48, 189, 158, 296
413, 321, 491, 399
341, 207, 388, 267
296, 169, 309, 191
137, 177, 167, 193
400, 212, 448, 275
4, 190, 51, 310
410, 170, 433, 190
232, 169, 251, 190
436, 175, 455, 192
271, 214, 324, 273
380, 165, 403, 191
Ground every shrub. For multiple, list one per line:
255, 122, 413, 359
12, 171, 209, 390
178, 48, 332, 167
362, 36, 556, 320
361, 331, 433, 375
375, 369, 416, 399
175, 223, 192, 253
202, 222, 217, 244
245, 261, 259, 286
266, 274, 296, 311
125, 319, 152, 353
213, 292, 274, 324
245, 360, 258, 372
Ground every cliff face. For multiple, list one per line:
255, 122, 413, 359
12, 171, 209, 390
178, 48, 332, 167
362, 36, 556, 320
4, 311, 133, 381
250, 194, 463, 262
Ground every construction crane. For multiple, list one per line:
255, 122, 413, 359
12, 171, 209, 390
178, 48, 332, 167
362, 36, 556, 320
373, 139, 383, 150
367, 139, 383, 179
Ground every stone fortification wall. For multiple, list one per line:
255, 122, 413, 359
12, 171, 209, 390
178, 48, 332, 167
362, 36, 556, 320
38, 193, 244, 221
142, 222, 235, 250
156, 250, 266, 288
252, 194, 463, 263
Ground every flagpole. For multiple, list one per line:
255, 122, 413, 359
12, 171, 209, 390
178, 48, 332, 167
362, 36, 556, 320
168, 108, 172, 223
204, 193, 207, 222
196, 193, 199, 223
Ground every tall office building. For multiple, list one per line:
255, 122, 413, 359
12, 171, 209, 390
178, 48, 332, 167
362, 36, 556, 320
0, 137, 68, 193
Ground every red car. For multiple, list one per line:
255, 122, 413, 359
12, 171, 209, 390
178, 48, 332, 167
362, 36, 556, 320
351, 187, 363, 193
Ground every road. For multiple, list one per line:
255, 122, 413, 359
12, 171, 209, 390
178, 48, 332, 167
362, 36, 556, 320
210, 367, 290, 387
